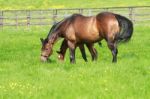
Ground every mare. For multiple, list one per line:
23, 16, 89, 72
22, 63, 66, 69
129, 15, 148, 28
40, 22, 98, 62
40, 12, 133, 63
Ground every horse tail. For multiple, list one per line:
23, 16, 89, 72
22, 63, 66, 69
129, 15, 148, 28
115, 14, 133, 42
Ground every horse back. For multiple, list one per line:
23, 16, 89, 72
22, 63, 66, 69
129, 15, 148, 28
68, 15, 100, 42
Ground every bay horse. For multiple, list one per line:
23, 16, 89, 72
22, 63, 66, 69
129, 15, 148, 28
40, 12, 133, 63
56, 39, 98, 61
40, 22, 98, 62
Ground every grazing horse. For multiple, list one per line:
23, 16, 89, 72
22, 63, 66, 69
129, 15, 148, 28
57, 39, 98, 61
40, 22, 98, 62
40, 12, 133, 63
57, 38, 102, 61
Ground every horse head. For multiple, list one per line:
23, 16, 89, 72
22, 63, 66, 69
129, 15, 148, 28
40, 38, 53, 62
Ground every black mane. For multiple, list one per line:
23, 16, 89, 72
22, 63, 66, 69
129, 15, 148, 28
47, 21, 61, 38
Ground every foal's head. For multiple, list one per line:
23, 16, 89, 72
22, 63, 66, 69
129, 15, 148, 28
40, 38, 53, 62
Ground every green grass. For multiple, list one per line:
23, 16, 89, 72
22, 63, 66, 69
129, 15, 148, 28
0, 0, 150, 98
0, 0, 150, 10
0, 24, 150, 99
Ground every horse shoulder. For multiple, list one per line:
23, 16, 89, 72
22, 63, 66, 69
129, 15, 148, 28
65, 24, 76, 41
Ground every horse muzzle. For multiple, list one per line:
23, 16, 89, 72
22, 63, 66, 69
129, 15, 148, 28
40, 56, 48, 62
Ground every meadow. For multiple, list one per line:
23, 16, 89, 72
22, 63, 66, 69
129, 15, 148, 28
0, 0, 150, 99
0, 24, 150, 98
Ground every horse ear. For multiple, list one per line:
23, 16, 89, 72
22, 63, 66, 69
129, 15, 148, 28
40, 38, 44, 43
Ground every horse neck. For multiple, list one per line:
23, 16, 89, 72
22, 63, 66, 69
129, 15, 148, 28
48, 32, 59, 45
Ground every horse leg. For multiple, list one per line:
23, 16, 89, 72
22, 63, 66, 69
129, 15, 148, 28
57, 39, 68, 60
86, 43, 98, 61
107, 40, 118, 63
93, 48, 98, 60
68, 41, 76, 64
79, 44, 88, 62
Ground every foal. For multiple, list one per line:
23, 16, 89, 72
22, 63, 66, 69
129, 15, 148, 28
57, 39, 98, 61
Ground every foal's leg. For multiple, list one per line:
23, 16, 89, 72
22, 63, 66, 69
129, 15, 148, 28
107, 40, 118, 63
79, 44, 88, 62
57, 39, 68, 60
68, 41, 76, 64
86, 43, 98, 61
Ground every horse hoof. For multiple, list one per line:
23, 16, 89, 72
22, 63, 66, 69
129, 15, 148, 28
58, 54, 64, 61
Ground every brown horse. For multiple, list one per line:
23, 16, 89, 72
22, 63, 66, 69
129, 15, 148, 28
40, 22, 98, 62
40, 12, 133, 63
56, 39, 98, 61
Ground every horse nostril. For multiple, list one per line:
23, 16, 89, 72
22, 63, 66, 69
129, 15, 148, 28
41, 53, 48, 58
40, 56, 48, 62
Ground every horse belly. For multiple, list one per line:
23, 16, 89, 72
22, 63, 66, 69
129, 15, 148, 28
77, 31, 100, 43
77, 23, 100, 42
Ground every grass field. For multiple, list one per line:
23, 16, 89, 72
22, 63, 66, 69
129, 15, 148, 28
0, 0, 150, 10
0, 0, 150, 98
0, 24, 150, 98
